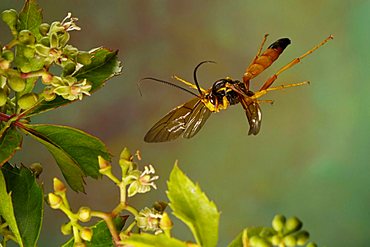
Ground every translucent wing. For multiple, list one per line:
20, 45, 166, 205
240, 97, 262, 135
144, 98, 212, 142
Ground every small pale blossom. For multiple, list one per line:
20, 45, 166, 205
126, 164, 159, 197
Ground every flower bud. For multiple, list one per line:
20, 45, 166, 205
306, 242, 318, 247
77, 52, 92, 65
77, 207, 92, 222
39, 23, 50, 36
29, 162, 43, 178
18, 93, 38, 110
1, 9, 17, 27
18, 30, 36, 45
272, 214, 285, 232
7, 76, 25, 92
80, 228, 93, 241
98, 156, 111, 170
2, 50, 14, 62
23, 47, 35, 59
120, 147, 132, 161
0, 88, 7, 106
284, 216, 302, 234
61, 223, 72, 235
62, 61, 76, 76
53, 177, 67, 193
48, 193, 63, 209
283, 235, 296, 247
271, 235, 281, 245
295, 230, 310, 245
40, 36, 50, 47
159, 212, 173, 231
249, 236, 271, 247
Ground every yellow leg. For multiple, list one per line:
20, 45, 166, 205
172, 75, 207, 93
260, 35, 333, 90
253, 81, 310, 99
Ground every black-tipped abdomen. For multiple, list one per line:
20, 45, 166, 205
268, 38, 291, 51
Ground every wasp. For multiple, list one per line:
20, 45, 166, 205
143, 34, 333, 143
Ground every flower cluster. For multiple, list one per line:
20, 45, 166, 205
0, 10, 93, 113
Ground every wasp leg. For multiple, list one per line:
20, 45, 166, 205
257, 99, 274, 105
172, 75, 207, 93
254, 81, 310, 99
244, 34, 269, 89
260, 35, 333, 91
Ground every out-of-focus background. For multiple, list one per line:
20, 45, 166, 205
1, 0, 369, 246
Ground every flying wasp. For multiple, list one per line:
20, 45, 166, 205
143, 34, 333, 143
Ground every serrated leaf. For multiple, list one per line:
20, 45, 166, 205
0, 127, 22, 167
122, 233, 189, 247
62, 216, 127, 247
22, 124, 111, 192
18, 0, 43, 39
0, 166, 23, 246
167, 163, 220, 247
2, 163, 43, 247
26, 48, 122, 117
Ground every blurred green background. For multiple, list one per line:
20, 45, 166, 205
1, 0, 370, 246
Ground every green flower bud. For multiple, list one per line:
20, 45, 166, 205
23, 46, 35, 59
39, 23, 50, 36
0, 88, 7, 107
49, 21, 64, 33
59, 32, 70, 47
62, 61, 76, 76
80, 228, 93, 241
18, 93, 38, 110
7, 76, 25, 92
40, 36, 51, 47
1, 9, 18, 27
283, 235, 296, 247
77, 207, 92, 222
295, 230, 310, 245
53, 177, 67, 193
77, 52, 92, 65
48, 193, 63, 209
120, 147, 132, 161
271, 235, 281, 245
285, 216, 302, 234
61, 223, 72, 235
306, 242, 318, 247
19, 63, 32, 73
2, 50, 14, 62
18, 30, 36, 45
272, 214, 286, 232
63, 45, 79, 57
159, 212, 173, 231
249, 236, 271, 247
35, 44, 50, 57
29, 162, 43, 178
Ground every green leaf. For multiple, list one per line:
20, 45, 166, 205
62, 216, 127, 247
0, 126, 22, 167
26, 48, 122, 116
167, 163, 220, 247
122, 233, 188, 247
21, 124, 111, 192
18, 0, 43, 39
2, 163, 44, 247
0, 166, 23, 246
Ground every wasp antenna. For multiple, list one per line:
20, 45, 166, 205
139, 77, 200, 97
193, 60, 216, 95
136, 80, 143, 96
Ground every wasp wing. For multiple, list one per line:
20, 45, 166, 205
240, 97, 262, 135
144, 98, 212, 142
